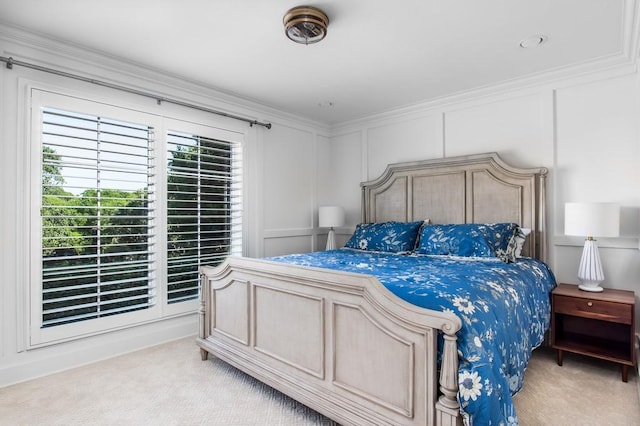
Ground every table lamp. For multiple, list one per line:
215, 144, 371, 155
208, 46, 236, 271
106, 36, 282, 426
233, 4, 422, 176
564, 202, 620, 292
319, 206, 345, 250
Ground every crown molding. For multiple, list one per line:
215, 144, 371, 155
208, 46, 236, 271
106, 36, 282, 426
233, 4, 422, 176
0, 22, 330, 133
333, 0, 640, 134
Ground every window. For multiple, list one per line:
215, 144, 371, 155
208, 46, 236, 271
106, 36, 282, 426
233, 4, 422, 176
166, 132, 242, 304
41, 108, 155, 328
30, 89, 245, 346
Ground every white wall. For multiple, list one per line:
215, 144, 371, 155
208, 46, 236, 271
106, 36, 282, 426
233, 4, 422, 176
260, 124, 331, 256
0, 27, 328, 386
324, 68, 640, 331
554, 73, 640, 290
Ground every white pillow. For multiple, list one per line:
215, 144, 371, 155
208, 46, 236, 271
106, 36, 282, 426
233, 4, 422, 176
515, 228, 532, 257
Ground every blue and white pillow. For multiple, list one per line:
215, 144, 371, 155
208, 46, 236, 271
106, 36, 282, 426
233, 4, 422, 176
414, 223, 519, 261
344, 221, 424, 253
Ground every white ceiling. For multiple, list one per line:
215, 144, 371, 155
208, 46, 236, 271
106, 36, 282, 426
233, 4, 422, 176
0, 1, 636, 125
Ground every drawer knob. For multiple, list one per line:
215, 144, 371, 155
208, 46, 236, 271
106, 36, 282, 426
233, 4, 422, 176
587, 301, 593, 307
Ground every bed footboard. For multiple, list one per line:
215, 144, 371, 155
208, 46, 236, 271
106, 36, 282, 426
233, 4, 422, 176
198, 257, 462, 426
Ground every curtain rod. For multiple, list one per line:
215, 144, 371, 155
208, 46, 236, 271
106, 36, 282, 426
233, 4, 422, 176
1, 56, 272, 129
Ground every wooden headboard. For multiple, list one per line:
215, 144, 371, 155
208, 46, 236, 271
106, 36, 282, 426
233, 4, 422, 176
361, 152, 548, 261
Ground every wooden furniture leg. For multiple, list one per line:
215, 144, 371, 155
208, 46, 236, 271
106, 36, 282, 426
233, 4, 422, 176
200, 348, 209, 361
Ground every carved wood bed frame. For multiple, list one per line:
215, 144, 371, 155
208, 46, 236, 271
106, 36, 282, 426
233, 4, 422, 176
198, 152, 548, 425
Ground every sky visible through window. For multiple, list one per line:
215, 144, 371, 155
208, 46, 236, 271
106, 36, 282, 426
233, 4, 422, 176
43, 107, 151, 196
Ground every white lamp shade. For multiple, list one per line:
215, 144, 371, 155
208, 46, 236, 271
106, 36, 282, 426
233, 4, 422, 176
564, 202, 620, 238
319, 206, 345, 228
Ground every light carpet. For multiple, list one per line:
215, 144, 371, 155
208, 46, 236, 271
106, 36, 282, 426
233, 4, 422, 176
1, 336, 638, 425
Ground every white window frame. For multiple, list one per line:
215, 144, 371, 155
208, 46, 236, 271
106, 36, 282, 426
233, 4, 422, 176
161, 117, 245, 317
28, 87, 246, 347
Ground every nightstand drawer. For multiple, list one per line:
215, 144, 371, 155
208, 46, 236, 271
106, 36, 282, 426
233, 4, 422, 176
554, 295, 632, 324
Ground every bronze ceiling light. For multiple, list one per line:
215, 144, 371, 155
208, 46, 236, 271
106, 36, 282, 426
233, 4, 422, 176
283, 6, 329, 44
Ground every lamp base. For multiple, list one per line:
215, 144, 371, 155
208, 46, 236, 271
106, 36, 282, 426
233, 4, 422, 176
576, 239, 605, 293
325, 228, 336, 250
578, 283, 604, 292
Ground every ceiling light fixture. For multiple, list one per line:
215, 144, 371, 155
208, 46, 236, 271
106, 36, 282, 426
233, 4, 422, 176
283, 6, 329, 45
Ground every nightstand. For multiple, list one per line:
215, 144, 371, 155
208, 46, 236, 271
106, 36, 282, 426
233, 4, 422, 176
551, 283, 635, 382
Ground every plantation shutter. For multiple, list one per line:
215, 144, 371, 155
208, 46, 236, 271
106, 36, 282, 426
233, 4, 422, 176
166, 132, 242, 303
41, 107, 155, 327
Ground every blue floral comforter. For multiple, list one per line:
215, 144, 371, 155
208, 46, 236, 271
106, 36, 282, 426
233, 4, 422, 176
267, 248, 557, 426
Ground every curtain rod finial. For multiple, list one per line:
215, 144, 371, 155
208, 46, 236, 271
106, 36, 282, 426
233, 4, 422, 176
250, 120, 272, 129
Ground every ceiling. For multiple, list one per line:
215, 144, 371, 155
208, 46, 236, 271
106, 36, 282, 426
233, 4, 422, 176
0, 1, 636, 125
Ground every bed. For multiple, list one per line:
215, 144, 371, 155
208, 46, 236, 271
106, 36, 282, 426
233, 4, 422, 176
198, 152, 554, 425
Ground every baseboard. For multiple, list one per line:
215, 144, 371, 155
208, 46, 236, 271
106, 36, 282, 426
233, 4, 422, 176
0, 314, 197, 388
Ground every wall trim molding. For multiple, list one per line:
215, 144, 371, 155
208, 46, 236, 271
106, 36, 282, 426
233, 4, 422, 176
0, 23, 331, 134
554, 235, 640, 250
0, 315, 197, 388
333, 60, 637, 135
331, 0, 640, 135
